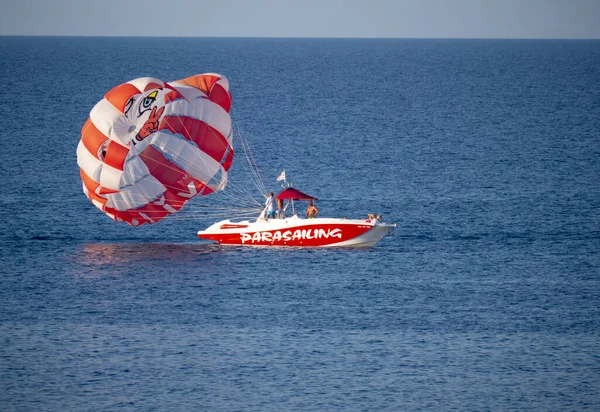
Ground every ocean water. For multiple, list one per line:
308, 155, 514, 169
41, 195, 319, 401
1, 37, 600, 411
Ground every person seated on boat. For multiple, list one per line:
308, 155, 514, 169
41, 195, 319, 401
276, 199, 286, 219
368, 213, 382, 222
264, 192, 275, 220
306, 201, 319, 218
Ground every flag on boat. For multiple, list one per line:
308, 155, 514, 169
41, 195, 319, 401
276, 170, 286, 182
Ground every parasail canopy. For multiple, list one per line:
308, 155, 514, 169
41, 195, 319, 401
275, 187, 317, 201
77, 73, 233, 226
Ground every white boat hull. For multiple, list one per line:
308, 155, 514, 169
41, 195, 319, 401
198, 216, 395, 247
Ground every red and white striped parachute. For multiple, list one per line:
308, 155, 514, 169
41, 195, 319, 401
77, 73, 233, 226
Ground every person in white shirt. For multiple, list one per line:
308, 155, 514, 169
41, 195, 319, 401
264, 192, 275, 219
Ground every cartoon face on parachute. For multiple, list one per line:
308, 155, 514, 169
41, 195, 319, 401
77, 74, 233, 226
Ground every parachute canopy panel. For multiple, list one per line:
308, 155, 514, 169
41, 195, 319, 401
77, 73, 233, 226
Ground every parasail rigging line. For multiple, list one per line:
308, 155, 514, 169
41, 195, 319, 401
108, 113, 264, 214
160, 112, 264, 207
234, 124, 267, 196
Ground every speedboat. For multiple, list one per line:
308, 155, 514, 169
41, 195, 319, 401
198, 215, 395, 247
197, 187, 396, 247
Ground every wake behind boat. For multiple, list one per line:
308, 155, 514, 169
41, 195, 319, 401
198, 186, 395, 247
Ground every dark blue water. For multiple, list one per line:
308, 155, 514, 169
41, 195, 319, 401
1, 37, 600, 411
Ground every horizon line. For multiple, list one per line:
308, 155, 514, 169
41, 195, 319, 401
2, 34, 600, 40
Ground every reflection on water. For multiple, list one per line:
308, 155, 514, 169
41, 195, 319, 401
73, 242, 225, 268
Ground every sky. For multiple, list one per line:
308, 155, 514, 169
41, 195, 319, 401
2, 0, 600, 39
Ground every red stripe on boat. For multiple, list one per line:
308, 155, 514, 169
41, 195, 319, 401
219, 224, 250, 229
199, 224, 373, 247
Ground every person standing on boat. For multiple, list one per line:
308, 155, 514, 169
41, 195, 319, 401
276, 199, 285, 219
306, 201, 319, 218
264, 192, 276, 219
